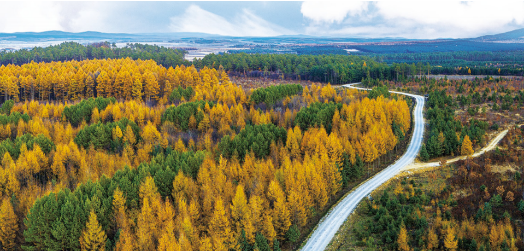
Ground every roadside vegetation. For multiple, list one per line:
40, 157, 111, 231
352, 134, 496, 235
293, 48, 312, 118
328, 125, 524, 251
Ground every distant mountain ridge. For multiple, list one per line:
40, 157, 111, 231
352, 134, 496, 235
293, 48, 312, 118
1, 28, 524, 46
473, 28, 524, 42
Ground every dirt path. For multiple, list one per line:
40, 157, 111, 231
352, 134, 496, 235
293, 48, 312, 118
401, 128, 510, 172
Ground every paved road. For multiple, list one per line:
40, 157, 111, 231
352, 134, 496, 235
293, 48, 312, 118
300, 83, 425, 251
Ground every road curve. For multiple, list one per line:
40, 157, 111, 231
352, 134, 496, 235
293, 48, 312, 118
300, 83, 425, 251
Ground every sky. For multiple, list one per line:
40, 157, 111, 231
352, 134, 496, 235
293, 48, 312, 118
1, 1, 524, 39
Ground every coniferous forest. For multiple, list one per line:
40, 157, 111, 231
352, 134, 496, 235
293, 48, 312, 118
0, 40, 524, 251
0, 50, 412, 251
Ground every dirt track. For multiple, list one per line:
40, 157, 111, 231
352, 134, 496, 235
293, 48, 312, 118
401, 128, 510, 172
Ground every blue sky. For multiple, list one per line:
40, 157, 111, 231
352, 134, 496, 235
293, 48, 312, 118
1, 1, 524, 39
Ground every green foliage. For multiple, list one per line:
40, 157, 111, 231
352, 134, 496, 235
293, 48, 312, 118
286, 224, 300, 243
162, 150, 206, 180
0, 133, 55, 161
23, 185, 101, 251
475, 202, 493, 222
255, 233, 270, 251
218, 124, 287, 160
419, 144, 429, 162
250, 84, 302, 105
273, 239, 281, 251
518, 200, 524, 213
490, 194, 502, 208
74, 118, 139, 152
0, 111, 30, 126
340, 153, 364, 187
294, 102, 342, 133
368, 85, 390, 99
0, 41, 186, 67
62, 97, 116, 127
425, 90, 487, 158
355, 180, 432, 250
23, 147, 206, 250
197, 53, 391, 84
161, 101, 213, 131
0, 100, 14, 115
392, 122, 405, 142
169, 86, 194, 103
238, 229, 252, 251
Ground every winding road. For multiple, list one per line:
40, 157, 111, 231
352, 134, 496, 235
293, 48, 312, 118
300, 83, 426, 251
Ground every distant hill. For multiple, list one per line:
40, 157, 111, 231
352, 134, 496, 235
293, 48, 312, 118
0, 30, 141, 41
473, 28, 524, 42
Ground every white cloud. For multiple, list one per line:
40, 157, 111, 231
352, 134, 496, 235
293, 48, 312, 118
0, 2, 63, 33
301, 1, 369, 23
378, 1, 524, 37
301, 1, 524, 39
0, 2, 115, 33
169, 5, 291, 36
62, 3, 111, 32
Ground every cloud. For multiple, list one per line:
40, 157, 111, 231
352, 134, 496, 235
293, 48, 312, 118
301, 1, 524, 39
301, 1, 369, 23
169, 5, 291, 36
0, 2, 115, 33
0, 1, 523, 39
0, 2, 63, 33
376, 1, 524, 37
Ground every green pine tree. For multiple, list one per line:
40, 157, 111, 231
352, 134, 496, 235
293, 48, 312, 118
420, 144, 429, 162
286, 224, 300, 243
255, 233, 270, 251
355, 153, 364, 178
238, 229, 252, 251
273, 239, 282, 251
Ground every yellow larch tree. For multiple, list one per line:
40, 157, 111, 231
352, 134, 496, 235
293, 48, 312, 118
115, 228, 136, 251
397, 224, 410, 251
123, 125, 136, 145
461, 135, 474, 156
0, 198, 18, 250
112, 187, 127, 230
158, 221, 180, 251
209, 198, 233, 250
262, 212, 277, 243
137, 197, 155, 251
230, 185, 248, 234
426, 227, 439, 250
141, 121, 161, 146
132, 76, 143, 101
444, 226, 458, 250
143, 71, 159, 102
249, 195, 263, 233
80, 210, 107, 251
96, 70, 111, 98
269, 181, 291, 240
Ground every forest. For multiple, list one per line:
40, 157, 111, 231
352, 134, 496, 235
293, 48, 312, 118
195, 53, 428, 84
373, 51, 524, 76
4, 41, 522, 88
0, 42, 186, 68
331, 126, 524, 250
1, 40, 523, 251
362, 75, 524, 161
0, 57, 412, 250
325, 62, 524, 251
